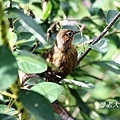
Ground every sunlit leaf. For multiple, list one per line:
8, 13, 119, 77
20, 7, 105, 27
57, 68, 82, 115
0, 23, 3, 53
8, 31, 17, 49
25, 78, 44, 86
106, 61, 120, 67
14, 51, 47, 74
19, 89, 55, 120
7, 8, 47, 45
28, 0, 41, 3
95, 61, 120, 74
0, 105, 17, 116
43, 1, 52, 20
61, 79, 95, 89
31, 82, 63, 103
89, 39, 109, 53
20, 0, 30, 4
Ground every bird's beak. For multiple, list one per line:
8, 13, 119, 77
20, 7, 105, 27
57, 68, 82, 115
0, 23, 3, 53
73, 31, 80, 35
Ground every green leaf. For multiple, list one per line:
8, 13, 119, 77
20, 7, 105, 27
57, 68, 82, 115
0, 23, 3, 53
16, 32, 36, 47
54, 113, 63, 120
7, 8, 47, 45
17, 32, 34, 41
0, 46, 18, 90
28, 0, 41, 3
106, 10, 120, 30
20, 0, 30, 4
114, 20, 120, 30
106, 10, 119, 24
88, 7, 105, 18
70, 89, 91, 117
74, 34, 90, 45
19, 89, 55, 120
95, 61, 120, 74
25, 78, 44, 86
0, 105, 17, 116
43, 1, 52, 20
0, 114, 16, 120
70, 68, 102, 81
106, 61, 120, 67
31, 82, 63, 103
8, 32, 17, 49
106, 34, 120, 48
14, 51, 47, 74
89, 39, 109, 53
61, 79, 95, 89
81, 111, 93, 120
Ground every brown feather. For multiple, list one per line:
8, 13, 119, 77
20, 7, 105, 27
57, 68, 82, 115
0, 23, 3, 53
44, 29, 78, 83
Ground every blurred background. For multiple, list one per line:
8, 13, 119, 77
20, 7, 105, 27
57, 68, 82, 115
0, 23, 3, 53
1, 0, 120, 120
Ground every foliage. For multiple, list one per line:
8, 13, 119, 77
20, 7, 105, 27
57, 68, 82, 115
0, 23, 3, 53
0, 0, 120, 120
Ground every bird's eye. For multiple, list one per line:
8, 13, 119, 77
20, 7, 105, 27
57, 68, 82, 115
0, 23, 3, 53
67, 32, 73, 37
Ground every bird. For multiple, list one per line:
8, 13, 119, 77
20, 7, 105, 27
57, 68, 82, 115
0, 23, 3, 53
44, 29, 79, 83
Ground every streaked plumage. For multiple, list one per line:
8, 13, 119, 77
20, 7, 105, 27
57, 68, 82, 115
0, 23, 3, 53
44, 29, 78, 83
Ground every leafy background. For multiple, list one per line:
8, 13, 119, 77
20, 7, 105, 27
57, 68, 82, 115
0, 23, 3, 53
0, 0, 120, 120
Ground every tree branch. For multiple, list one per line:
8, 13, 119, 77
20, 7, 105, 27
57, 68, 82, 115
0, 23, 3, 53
52, 101, 74, 120
77, 12, 120, 64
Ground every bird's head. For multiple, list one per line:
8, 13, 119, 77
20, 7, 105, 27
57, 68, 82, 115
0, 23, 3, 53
56, 29, 79, 51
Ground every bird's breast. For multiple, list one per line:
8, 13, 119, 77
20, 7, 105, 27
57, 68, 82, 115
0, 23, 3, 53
48, 45, 77, 77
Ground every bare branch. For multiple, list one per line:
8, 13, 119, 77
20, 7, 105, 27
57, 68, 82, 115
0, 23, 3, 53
77, 12, 120, 64
52, 101, 74, 120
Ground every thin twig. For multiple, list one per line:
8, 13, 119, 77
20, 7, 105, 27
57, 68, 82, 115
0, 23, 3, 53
52, 101, 74, 120
77, 12, 120, 64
